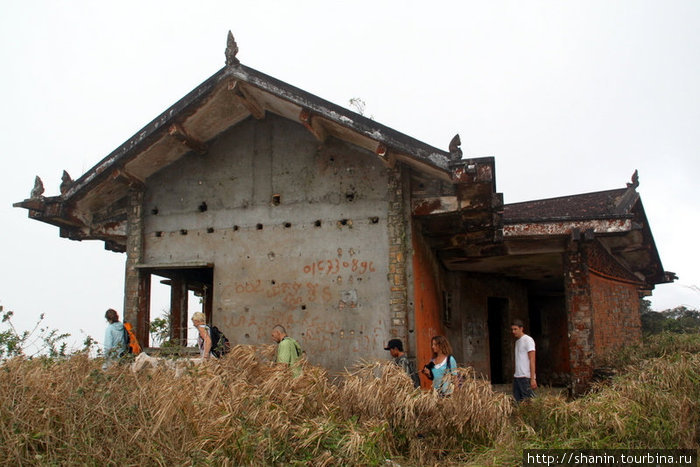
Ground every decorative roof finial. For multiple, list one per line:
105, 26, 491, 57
225, 31, 240, 66
60, 170, 73, 195
448, 134, 463, 161
30, 176, 44, 199
627, 169, 639, 189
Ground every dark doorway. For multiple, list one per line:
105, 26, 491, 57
487, 297, 509, 384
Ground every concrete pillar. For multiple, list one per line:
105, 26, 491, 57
563, 240, 594, 394
170, 274, 188, 346
386, 166, 410, 349
123, 188, 146, 337
137, 273, 151, 347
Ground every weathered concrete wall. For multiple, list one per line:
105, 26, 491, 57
450, 273, 529, 380
142, 114, 397, 371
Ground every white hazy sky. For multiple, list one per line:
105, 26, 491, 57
1, 1, 698, 350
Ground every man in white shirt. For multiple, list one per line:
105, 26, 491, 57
511, 319, 537, 402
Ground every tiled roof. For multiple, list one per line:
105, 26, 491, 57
504, 188, 634, 223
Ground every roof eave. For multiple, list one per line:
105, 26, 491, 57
60, 63, 452, 204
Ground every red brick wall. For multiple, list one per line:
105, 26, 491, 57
587, 241, 643, 361
589, 273, 642, 362
564, 239, 644, 392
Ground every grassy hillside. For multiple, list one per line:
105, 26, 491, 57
1, 334, 698, 466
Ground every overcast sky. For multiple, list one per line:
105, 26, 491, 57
1, 1, 698, 351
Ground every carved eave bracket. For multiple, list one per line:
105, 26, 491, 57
375, 143, 396, 167
110, 168, 145, 190
229, 81, 265, 119
663, 271, 678, 283
168, 123, 208, 156
299, 109, 328, 142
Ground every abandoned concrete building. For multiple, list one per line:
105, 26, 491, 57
15, 34, 675, 393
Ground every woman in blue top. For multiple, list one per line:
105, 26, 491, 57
421, 335, 457, 396
103, 308, 125, 370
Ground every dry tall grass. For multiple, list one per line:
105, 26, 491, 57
5, 333, 698, 466
0, 345, 511, 466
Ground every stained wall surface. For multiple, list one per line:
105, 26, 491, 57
142, 114, 397, 371
449, 273, 529, 380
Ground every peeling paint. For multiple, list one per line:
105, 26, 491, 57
504, 219, 632, 236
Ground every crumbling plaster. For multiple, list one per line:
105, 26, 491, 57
141, 114, 402, 370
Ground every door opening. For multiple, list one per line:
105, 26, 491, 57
143, 266, 213, 349
487, 297, 509, 384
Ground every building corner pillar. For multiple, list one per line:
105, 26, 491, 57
123, 188, 149, 346
564, 240, 594, 395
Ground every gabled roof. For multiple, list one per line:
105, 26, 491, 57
60, 62, 453, 205
15, 33, 460, 249
501, 172, 674, 286
503, 187, 634, 223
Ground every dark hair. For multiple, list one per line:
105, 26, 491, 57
105, 308, 119, 324
511, 319, 525, 328
431, 335, 452, 357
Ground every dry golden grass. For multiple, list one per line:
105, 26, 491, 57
510, 347, 700, 463
4, 334, 697, 466
0, 346, 511, 466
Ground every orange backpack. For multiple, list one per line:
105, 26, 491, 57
122, 322, 142, 355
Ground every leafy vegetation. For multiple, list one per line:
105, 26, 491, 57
641, 300, 700, 335
0, 305, 75, 359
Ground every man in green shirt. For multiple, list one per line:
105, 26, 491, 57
271, 325, 302, 376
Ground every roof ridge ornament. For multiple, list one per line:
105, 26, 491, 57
225, 31, 240, 66
448, 134, 462, 161
627, 169, 639, 189
30, 176, 44, 199
60, 170, 73, 195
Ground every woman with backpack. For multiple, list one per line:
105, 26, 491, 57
191, 312, 212, 359
103, 308, 126, 370
421, 335, 457, 396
